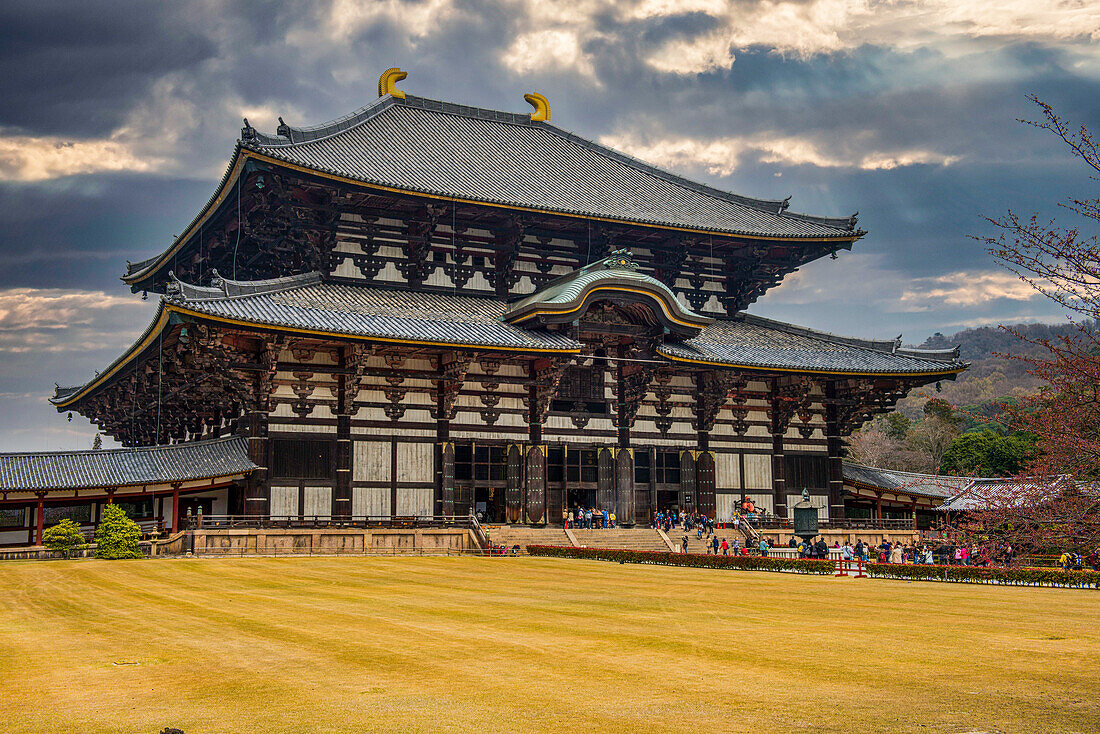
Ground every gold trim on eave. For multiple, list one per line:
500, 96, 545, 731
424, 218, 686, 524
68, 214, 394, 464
657, 348, 966, 379
53, 304, 581, 409
510, 285, 704, 329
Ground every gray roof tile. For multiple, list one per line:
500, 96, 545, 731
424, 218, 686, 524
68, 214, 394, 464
843, 463, 970, 499
170, 272, 581, 352
659, 314, 966, 375
0, 437, 255, 491
245, 94, 859, 240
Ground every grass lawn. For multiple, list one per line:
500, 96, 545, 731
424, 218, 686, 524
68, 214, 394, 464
0, 557, 1097, 734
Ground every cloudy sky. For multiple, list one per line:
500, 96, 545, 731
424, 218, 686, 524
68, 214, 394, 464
1, 0, 1098, 451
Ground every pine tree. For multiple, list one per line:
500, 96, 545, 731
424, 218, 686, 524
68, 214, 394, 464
94, 505, 143, 559
43, 519, 87, 559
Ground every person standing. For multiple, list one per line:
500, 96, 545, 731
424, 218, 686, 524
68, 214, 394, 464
681, 535, 689, 554
720, 538, 729, 556
759, 538, 769, 557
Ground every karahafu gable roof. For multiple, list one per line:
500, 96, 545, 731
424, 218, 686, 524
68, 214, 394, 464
504, 250, 714, 338
0, 436, 255, 491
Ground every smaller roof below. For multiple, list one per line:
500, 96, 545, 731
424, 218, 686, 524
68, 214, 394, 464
0, 437, 256, 492
661, 315, 966, 375
167, 271, 580, 352
843, 463, 972, 499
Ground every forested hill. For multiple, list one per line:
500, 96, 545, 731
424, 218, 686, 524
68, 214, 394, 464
915, 319, 1096, 361
893, 320, 1096, 411
849, 319, 1095, 475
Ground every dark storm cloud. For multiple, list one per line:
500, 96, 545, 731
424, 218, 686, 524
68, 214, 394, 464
0, 1, 219, 136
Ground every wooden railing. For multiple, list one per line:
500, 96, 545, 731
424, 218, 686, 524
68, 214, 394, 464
184, 514, 480, 531
749, 516, 916, 531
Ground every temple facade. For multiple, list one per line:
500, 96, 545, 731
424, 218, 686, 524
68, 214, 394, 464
42, 70, 965, 532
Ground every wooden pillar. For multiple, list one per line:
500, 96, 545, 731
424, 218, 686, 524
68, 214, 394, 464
875, 492, 883, 520
171, 483, 181, 534
771, 431, 787, 519
435, 361, 451, 518
824, 381, 845, 520
34, 492, 45, 546
334, 348, 353, 520
244, 371, 271, 517
614, 350, 634, 525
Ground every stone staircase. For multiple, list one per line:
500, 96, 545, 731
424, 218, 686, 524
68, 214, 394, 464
483, 525, 572, 554
570, 527, 672, 553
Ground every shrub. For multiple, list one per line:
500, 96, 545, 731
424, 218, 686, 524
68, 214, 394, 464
866, 563, 1099, 588
526, 546, 1100, 588
42, 519, 86, 559
94, 505, 143, 560
526, 545, 835, 574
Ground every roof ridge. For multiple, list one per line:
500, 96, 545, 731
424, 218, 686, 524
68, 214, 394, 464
844, 462, 972, 481
738, 313, 902, 354
0, 435, 243, 459
167, 270, 322, 303
246, 96, 397, 147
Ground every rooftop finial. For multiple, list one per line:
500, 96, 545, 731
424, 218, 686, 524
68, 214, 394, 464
241, 118, 256, 142
524, 93, 550, 122
378, 67, 407, 99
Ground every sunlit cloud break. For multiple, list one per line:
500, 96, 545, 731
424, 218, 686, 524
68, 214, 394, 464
0, 131, 163, 183
900, 271, 1041, 308
0, 288, 150, 353
600, 131, 960, 175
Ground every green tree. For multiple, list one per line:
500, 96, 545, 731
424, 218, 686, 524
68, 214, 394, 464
42, 519, 86, 559
940, 429, 1038, 476
882, 412, 911, 441
94, 505, 143, 560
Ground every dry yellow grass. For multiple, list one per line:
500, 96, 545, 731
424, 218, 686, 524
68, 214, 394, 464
0, 556, 1097, 734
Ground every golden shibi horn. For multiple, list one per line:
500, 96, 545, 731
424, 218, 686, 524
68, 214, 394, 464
378, 68, 408, 99
524, 93, 550, 122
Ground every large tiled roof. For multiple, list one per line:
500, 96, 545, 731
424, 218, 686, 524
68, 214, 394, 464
243, 94, 860, 240
0, 437, 255, 491
843, 463, 972, 499
659, 314, 966, 375
167, 271, 581, 352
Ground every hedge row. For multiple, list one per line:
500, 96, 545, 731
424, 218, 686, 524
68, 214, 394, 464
526, 545, 835, 574
865, 562, 1100, 588
527, 545, 1100, 588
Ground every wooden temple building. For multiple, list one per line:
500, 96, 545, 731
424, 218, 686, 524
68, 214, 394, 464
36, 70, 966, 535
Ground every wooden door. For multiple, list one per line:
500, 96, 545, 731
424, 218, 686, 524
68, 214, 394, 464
596, 447, 615, 514
505, 444, 524, 524
525, 445, 546, 524
680, 450, 696, 512
615, 449, 634, 525
696, 450, 716, 519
